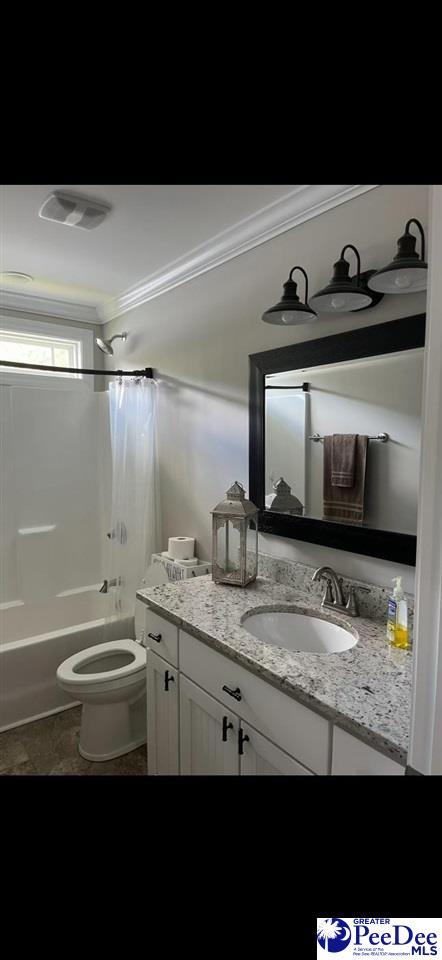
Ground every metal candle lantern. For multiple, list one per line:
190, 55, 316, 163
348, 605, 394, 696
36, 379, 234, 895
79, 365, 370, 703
211, 481, 259, 587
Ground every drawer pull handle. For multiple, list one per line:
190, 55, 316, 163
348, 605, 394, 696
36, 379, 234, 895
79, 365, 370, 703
222, 716, 233, 742
238, 728, 250, 756
148, 632, 162, 643
222, 684, 242, 702
164, 670, 175, 692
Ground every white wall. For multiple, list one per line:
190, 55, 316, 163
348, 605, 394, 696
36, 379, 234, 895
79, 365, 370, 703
410, 185, 442, 774
103, 185, 429, 593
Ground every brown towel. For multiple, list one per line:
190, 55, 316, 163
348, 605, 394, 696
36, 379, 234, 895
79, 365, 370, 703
323, 434, 368, 524
331, 434, 357, 487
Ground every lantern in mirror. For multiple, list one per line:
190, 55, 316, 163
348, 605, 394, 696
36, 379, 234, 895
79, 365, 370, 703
269, 477, 304, 515
211, 481, 259, 586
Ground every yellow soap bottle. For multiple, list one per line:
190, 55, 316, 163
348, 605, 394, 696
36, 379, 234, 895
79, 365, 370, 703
387, 577, 409, 649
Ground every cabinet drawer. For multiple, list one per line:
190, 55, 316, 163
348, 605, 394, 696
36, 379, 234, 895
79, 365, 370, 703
331, 726, 404, 775
179, 629, 329, 774
143, 609, 178, 667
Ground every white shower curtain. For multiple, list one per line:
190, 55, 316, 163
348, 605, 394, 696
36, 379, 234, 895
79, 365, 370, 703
106, 377, 160, 626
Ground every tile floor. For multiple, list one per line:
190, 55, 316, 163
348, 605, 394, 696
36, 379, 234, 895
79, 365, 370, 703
0, 706, 147, 775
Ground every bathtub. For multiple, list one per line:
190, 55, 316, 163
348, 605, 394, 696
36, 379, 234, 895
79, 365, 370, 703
0, 587, 134, 730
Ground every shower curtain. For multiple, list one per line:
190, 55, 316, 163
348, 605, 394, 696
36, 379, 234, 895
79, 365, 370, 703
106, 377, 160, 632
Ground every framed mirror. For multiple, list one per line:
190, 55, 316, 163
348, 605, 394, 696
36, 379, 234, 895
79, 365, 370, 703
249, 314, 426, 565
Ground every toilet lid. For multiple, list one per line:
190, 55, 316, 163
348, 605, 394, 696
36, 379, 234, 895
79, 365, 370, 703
57, 638, 146, 686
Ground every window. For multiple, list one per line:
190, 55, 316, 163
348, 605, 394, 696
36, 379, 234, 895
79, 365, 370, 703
0, 316, 94, 389
0, 329, 82, 376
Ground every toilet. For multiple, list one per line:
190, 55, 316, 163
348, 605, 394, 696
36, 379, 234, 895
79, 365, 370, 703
56, 601, 147, 762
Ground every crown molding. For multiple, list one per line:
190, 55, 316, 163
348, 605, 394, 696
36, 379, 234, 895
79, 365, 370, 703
0, 289, 100, 324
99, 184, 380, 322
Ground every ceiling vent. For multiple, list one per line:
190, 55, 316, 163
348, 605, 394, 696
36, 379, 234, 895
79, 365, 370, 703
38, 191, 111, 230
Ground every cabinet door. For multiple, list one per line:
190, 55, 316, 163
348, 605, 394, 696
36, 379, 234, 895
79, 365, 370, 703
147, 649, 179, 775
180, 676, 239, 775
331, 726, 404, 776
239, 723, 314, 776
180, 629, 329, 774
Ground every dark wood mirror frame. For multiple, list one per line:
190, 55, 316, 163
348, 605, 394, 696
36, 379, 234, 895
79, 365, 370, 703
249, 314, 426, 566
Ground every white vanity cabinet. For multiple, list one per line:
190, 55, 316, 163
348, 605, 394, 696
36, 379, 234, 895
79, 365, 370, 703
146, 649, 179, 775
179, 675, 312, 776
179, 628, 329, 775
331, 725, 404, 776
144, 610, 405, 777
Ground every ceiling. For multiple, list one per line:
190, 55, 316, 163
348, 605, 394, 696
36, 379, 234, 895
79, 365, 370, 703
0, 184, 378, 323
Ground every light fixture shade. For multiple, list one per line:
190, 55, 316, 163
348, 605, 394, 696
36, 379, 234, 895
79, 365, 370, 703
368, 219, 427, 294
309, 245, 382, 313
262, 267, 317, 326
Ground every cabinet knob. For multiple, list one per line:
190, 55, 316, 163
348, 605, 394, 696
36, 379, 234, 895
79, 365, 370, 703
222, 716, 234, 742
222, 684, 242, 702
238, 728, 250, 755
164, 670, 175, 692
148, 632, 162, 643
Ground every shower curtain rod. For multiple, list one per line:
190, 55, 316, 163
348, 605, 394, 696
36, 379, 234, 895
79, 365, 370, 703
0, 360, 154, 378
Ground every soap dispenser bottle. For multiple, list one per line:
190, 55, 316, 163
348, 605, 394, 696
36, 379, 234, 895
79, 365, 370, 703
387, 576, 409, 649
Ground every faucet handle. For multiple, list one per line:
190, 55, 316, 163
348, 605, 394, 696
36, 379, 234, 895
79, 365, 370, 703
345, 584, 359, 616
345, 583, 370, 615
323, 579, 334, 604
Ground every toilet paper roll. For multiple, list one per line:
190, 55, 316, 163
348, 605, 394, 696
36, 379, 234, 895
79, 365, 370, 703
168, 537, 195, 560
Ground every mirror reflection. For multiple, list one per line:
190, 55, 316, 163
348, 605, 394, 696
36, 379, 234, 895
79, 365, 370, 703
265, 348, 423, 535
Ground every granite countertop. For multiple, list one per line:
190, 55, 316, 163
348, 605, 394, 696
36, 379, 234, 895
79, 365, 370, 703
137, 575, 413, 765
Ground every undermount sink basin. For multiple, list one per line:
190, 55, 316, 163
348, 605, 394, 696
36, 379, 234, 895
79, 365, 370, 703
241, 607, 357, 654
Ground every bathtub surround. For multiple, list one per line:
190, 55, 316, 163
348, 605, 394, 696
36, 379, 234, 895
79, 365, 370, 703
0, 361, 159, 729
0, 384, 111, 607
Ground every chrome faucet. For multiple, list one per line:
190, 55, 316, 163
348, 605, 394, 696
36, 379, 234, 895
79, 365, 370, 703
311, 566, 368, 617
99, 577, 120, 593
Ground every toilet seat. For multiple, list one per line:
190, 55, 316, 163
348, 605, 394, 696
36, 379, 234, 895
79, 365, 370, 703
56, 638, 146, 693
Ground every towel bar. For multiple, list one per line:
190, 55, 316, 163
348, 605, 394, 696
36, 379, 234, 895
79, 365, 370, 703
308, 432, 389, 443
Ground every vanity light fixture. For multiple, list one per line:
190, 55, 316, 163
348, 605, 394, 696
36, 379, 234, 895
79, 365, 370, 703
309, 244, 384, 314
262, 266, 317, 325
367, 218, 427, 294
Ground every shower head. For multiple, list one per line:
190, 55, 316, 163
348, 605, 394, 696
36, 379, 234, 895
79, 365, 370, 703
95, 332, 128, 356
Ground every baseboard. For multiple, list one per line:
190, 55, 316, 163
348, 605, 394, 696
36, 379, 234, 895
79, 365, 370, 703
0, 701, 80, 733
